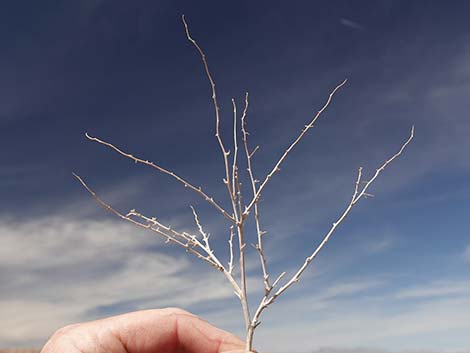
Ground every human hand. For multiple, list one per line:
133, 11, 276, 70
41, 307, 247, 353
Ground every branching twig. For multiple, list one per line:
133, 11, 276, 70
245, 126, 414, 348
352, 126, 414, 205
188, 205, 242, 293
72, 173, 223, 271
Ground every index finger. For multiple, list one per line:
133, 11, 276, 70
109, 308, 244, 353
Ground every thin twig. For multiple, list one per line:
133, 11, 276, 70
243, 79, 348, 217
182, 15, 239, 223
235, 168, 243, 220
127, 209, 196, 245
249, 145, 259, 159
352, 126, 415, 205
84, 133, 235, 223
232, 98, 239, 202
228, 225, 235, 275
188, 205, 242, 293
190, 205, 211, 249
240, 92, 271, 294
266, 167, 364, 304
271, 271, 286, 288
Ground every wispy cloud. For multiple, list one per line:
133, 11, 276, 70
463, 245, 470, 262
363, 236, 394, 254
339, 18, 366, 31
394, 279, 470, 300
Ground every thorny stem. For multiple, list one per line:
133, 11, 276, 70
245, 126, 414, 349
190, 205, 211, 249
237, 223, 251, 336
240, 93, 271, 294
228, 225, 235, 275
232, 98, 239, 204
182, 15, 239, 224
182, 14, 250, 337
243, 79, 348, 218
84, 133, 235, 224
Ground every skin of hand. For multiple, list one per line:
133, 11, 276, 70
40, 307, 248, 353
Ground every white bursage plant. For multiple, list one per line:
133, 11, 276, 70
74, 16, 414, 351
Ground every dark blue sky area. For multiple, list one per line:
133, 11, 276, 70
1, 1, 469, 215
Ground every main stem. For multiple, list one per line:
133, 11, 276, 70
246, 299, 265, 351
246, 323, 256, 351
236, 221, 252, 349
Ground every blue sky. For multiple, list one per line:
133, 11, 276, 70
0, 1, 469, 352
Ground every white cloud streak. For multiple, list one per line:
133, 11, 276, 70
339, 18, 366, 31
463, 245, 470, 263
394, 279, 470, 300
